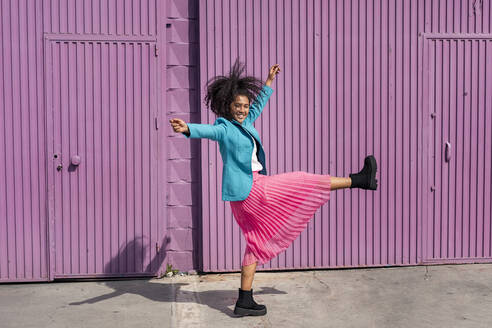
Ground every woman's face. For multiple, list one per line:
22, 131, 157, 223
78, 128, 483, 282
229, 95, 250, 124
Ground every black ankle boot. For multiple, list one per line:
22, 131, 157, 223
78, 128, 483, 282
349, 155, 378, 190
233, 288, 267, 316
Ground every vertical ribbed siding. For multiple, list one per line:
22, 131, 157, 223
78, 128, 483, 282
0, 0, 48, 281
45, 40, 159, 277
424, 36, 492, 261
42, 0, 158, 36
1, 0, 165, 282
199, 0, 492, 272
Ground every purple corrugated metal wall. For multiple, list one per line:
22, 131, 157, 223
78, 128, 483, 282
198, 0, 492, 272
2, 0, 492, 282
0, 0, 167, 282
0, 0, 48, 282
423, 35, 492, 262
45, 39, 160, 279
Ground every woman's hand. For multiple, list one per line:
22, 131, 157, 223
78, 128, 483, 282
265, 64, 281, 86
169, 118, 190, 135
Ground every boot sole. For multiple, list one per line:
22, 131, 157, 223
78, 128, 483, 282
366, 155, 378, 190
234, 306, 267, 316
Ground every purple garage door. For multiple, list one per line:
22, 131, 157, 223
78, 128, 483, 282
44, 37, 161, 278
423, 35, 492, 263
198, 0, 492, 272
199, 0, 406, 272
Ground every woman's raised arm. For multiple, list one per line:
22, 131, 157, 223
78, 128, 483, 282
265, 64, 281, 87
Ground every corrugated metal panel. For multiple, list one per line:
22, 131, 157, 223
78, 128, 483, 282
423, 35, 492, 262
0, 0, 49, 281
42, 0, 158, 36
198, 0, 492, 272
44, 40, 160, 278
0, 0, 166, 282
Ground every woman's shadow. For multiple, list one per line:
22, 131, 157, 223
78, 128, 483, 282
68, 237, 286, 317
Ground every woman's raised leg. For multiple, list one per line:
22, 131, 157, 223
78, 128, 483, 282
323, 155, 378, 191
330, 177, 352, 190
316, 175, 351, 191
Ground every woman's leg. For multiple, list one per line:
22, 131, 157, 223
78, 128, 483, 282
317, 175, 351, 191
330, 177, 352, 190
240, 261, 257, 290
321, 155, 378, 191
235, 260, 266, 316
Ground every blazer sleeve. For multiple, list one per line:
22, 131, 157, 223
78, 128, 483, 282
182, 118, 228, 142
245, 85, 274, 123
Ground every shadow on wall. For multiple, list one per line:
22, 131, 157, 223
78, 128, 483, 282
66, 218, 286, 318
64, 160, 284, 317
97, 236, 171, 277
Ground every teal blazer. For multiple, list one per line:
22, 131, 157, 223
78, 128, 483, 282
184, 85, 274, 201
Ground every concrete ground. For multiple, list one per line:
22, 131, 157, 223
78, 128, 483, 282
1, 263, 492, 328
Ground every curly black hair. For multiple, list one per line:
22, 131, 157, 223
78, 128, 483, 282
204, 59, 264, 121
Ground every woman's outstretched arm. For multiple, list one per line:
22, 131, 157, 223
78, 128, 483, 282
170, 118, 190, 135
169, 118, 228, 141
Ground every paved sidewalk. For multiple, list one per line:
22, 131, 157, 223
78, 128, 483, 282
1, 264, 492, 327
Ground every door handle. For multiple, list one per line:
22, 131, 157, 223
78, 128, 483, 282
71, 155, 81, 166
445, 142, 452, 162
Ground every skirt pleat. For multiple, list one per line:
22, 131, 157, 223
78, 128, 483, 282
230, 171, 331, 266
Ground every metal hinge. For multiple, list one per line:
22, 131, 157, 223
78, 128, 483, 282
156, 242, 160, 254
154, 45, 158, 57
155, 117, 159, 130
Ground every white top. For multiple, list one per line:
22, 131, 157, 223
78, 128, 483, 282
248, 133, 263, 172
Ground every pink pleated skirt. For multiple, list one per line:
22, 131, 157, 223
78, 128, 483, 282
230, 170, 331, 266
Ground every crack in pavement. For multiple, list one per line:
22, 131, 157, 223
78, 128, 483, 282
312, 271, 331, 292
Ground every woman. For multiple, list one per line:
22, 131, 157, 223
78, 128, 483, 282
170, 60, 378, 316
